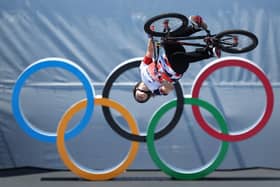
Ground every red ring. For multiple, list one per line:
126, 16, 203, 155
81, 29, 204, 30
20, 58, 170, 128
191, 57, 274, 142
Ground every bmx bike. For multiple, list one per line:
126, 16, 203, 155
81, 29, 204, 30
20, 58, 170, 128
144, 12, 258, 55
102, 13, 260, 142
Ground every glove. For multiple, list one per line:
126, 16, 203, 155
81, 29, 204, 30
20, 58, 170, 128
189, 15, 208, 30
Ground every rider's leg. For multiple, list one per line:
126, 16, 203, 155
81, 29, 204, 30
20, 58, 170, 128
180, 26, 200, 36
167, 48, 213, 74
166, 49, 209, 74
184, 48, 212, 63
186, 47, 221, 63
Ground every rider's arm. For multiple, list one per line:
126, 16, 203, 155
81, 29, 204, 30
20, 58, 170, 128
153, 80, 174, 96
145, 38, 154, 58
142, 38, 154, 65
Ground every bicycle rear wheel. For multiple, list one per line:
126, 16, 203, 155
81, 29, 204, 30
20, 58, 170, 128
215, 30, 258, 53
144, 13, 188, 37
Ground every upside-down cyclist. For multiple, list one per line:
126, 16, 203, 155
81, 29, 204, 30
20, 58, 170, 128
133, 15, 221, 103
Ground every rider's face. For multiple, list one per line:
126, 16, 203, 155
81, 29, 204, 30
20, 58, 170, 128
135, 82, 150, 102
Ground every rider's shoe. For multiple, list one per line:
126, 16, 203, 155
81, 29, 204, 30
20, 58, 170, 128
189, 15, 208, 30
212, 47, 221, 58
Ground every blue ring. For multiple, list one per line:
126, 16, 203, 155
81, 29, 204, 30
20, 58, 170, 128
12, 58, 95, 143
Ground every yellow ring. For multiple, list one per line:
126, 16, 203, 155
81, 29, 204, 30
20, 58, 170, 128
56, 98, 139, 180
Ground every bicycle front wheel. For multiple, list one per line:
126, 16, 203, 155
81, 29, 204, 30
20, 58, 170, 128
144, 13, 188, 37
215, 30, 258, 53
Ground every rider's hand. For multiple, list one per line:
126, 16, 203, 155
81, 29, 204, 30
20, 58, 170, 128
189, 15, 208, 30
160, 80, 174, 95
148, 25, 155, 38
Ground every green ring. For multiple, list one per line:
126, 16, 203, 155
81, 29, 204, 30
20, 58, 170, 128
147, 97, 229, 180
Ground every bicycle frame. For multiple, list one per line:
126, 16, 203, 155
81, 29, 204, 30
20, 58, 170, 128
163, 32, 217, 48
166, 34, 215, 41
151, 32, 217, 59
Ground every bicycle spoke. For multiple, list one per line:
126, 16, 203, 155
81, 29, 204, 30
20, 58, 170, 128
219, 34, 254, 52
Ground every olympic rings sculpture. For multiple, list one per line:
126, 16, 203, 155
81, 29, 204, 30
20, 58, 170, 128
11, 57, 274, 180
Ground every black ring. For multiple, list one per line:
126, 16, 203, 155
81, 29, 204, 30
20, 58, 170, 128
102, 58, 184, 142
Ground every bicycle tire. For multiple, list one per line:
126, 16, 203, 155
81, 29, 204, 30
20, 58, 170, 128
215, 30, 258, 53
144, 13, 188, 37
102, 58, 184, 142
